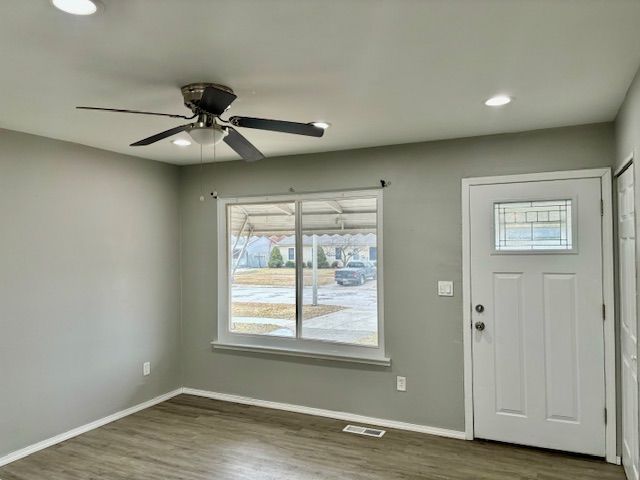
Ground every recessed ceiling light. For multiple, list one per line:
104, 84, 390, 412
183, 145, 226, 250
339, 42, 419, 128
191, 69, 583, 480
311, 121, 331, 129
51, 0, 98, 15
484, 95, 512, 107
172, 139, 191, 147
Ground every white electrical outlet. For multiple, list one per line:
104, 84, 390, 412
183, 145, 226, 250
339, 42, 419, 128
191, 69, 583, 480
143, 362, 151, 376
396, 376, 407, 392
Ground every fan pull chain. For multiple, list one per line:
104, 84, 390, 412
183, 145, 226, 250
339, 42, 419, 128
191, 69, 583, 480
199, 143, 205, 202
213, 126, 217, 163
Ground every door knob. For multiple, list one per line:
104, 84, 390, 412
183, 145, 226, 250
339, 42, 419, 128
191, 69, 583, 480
475, 321, 486, 331
475, 304, 485, 313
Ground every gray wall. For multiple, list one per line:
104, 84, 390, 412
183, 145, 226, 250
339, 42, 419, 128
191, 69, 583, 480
0, 129, 181, 458
616, 66, 640, 167
180, 123, 615, 431
0, 121, 617, 458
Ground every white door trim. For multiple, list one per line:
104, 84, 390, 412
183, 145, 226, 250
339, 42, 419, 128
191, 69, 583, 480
461, 168, 618, 464
615, 152, 639, 480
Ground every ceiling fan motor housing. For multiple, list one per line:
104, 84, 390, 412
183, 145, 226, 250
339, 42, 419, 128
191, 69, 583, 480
181, 83, 235, 114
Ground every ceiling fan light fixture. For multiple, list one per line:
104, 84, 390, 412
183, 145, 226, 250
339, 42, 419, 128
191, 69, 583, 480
311, 121, 331, 129
171, 138, 191, 147
51, 0, 98, 15
187, 124, 228, 146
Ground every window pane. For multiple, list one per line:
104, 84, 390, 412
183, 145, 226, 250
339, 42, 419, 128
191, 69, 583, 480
228, 202, 296, 337
299, 197, 379, 346
494, 200, 573, 251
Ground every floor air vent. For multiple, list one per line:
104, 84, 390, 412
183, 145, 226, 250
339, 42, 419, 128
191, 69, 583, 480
342, 424, 386, 438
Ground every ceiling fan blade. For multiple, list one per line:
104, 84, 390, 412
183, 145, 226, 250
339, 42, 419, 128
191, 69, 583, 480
229, 116, 324, 137
224, 127, 265, 162
130, 124, 192, 146
198, 86, 237, 116
76, 106, 195, 120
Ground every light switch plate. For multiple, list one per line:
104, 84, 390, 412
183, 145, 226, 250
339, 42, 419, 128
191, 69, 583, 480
438, 281, 454, 297
143, 362, 151, 376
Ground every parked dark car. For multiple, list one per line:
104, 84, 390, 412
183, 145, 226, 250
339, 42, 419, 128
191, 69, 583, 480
335, 261, 377, 286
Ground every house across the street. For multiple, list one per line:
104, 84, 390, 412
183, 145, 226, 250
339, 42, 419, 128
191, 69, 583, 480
274, 233, 377, 265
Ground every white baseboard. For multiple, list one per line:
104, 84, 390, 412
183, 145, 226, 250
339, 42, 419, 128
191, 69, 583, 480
182, 387, 466, 440
0, 386, 465, 469
0, 388, 183, 468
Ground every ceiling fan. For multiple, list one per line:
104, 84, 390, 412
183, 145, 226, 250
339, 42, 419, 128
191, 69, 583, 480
76, 83, 326, 162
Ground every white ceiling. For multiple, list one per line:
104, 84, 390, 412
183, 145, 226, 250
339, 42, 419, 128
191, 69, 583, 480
1, 0, 640, 164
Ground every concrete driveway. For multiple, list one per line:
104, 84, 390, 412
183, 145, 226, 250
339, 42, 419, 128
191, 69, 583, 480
231, 281, 378, 345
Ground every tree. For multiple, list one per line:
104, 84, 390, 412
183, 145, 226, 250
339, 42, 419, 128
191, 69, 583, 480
268, 247, 284, 268
335, 236, 364, 266
316, 246, 330, 268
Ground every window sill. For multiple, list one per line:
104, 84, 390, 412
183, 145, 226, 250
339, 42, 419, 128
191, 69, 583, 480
211, 341, 391, 367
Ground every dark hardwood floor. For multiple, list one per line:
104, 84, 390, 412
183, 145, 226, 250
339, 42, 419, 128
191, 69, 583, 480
0, 394, 625, 479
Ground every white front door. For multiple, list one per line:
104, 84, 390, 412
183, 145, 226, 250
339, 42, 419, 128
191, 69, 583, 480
618, 164, 639, 480
470, 177, 606, 456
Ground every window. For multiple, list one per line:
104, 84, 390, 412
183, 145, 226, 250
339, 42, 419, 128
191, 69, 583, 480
216, 190, 387, 364
228, 202, 296, 337
494, 199, 574, 252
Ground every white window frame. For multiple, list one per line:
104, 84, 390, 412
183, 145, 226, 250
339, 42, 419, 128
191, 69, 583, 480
212, 189, 389, 366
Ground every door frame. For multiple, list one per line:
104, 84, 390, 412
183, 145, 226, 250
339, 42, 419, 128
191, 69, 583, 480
461, 168, 618, 464
615, 152, 639, 479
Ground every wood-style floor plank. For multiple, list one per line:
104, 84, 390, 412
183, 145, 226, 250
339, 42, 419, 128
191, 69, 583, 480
0, 394, 625, 479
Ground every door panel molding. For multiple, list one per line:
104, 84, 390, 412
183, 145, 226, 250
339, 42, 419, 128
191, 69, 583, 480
542, 273, 579, 423
462, 168, 618, 464
492, 273, 526, 417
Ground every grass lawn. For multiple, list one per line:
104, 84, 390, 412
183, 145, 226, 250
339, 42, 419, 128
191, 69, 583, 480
232, 302, 345, 320
233, 268, 336, 287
